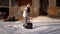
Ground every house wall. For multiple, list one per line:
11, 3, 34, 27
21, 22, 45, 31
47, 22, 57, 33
48, 0, 60, 17
31, 0, 40, 17
10, 0, 60, 19
48, 0, 58, 17
32, 0, 60, 17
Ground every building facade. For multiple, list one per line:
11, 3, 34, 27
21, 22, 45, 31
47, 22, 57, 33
0, 0, 60, 20
10, 0, 60, 16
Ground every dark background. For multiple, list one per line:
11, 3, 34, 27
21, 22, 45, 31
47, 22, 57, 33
0, 8, 9, 18
56, 0, 60, 7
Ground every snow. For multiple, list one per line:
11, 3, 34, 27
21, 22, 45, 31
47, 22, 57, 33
0, 21, 60, 34
31, 16, 60, 23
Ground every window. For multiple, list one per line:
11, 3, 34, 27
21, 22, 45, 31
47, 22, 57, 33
0, 0, 9, 6
11, 0, 18, 6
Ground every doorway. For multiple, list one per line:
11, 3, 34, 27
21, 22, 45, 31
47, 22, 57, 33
0, 8, 9, 19
39, 0, 49, 15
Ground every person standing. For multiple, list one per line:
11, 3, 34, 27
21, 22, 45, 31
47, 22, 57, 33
23, 3, 30, 23
23, 4, 33, 29
26, 3, 30, 23
23, 7, 27, 23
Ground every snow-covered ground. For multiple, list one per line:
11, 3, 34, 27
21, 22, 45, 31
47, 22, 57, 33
31, 16, 60, 23
0, 21, 60, 34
